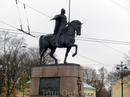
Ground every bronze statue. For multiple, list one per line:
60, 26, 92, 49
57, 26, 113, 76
77, 77, 82, 96
50, 8, 67, 46
39, 20, 82, 64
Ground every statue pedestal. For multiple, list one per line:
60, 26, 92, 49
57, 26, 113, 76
30, 64, 84, 97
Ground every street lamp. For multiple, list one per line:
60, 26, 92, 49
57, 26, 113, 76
116, 61, 128, 97
0, 65, 3, 96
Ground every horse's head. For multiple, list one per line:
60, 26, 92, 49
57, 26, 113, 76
73, 20, 82, 36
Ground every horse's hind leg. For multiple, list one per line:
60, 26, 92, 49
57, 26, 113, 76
50, 48, 58, 64
64, 46, 71, 64
40, 48, 47, 64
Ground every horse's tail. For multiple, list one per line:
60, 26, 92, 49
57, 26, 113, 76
39, 35, 44, 54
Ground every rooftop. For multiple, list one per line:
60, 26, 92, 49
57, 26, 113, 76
84, 83, 96, 90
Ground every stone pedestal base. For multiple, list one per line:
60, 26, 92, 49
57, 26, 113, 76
30, 63, 84, 97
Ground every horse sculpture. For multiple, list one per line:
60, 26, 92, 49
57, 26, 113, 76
39, 20, 82, 64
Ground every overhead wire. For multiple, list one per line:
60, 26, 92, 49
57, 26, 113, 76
1, 1, 129, 67
0, 28, 48, 35
0, 29, 119, 68
23, 3, 30, 33
0, 20, 35, 37
60, 49, 114, 68
15, 0, 36, 37
15, 0, 22, 30
0, 28, 124, 68
110, 0, 130, 13
0, 21, 19, 30
17, 0, 51, 18
14, 0, 130, 40
14, 0, 130, 46
82, 33, 125, 55
76, 37, 130, 45
0, 28, 130, 45
76, 53, 114, 68
14, 0, 53, 37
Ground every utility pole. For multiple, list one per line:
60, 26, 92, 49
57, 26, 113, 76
0, 65, 3, 97
121, 61, 123, 97
68, 0, 71, 23
116, 61, 128, 97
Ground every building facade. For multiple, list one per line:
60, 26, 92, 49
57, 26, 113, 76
0, 65, 3, 96
84, 83, 96, 97
112, 75, 130, 97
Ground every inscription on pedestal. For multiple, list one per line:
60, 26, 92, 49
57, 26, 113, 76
39, 77, 60, 96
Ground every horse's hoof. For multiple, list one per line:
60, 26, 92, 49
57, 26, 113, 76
72, 53, 77, 57
55, 62, 58, 64
64, 62, 67, 64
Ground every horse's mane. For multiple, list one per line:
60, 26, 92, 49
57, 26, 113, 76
63, 20, 81, 33
65, 20, 80, 30
71, 20, 81, 24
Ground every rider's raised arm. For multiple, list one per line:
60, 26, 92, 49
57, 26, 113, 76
50, 15, 60, 21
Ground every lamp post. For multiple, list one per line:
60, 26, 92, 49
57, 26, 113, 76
116, 61, 128, 97
0, 65, 3, 96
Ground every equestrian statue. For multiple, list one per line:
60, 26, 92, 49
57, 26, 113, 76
39, 8, 82, 64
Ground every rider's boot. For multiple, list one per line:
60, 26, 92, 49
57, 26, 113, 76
55, 34, 60, 46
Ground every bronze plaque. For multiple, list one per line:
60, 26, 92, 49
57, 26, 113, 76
39, 77, 60, 95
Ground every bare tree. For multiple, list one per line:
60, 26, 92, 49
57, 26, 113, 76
83, 66, 97, 86
83, 66, 109, 97
96, 67, 108, 97
0, 31, 58, 96
0, 32, 26, 96
21, 47, 57, 79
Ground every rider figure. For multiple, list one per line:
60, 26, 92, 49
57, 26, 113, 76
50, 8, 67, 46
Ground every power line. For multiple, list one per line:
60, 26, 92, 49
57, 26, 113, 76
67, 49, 114, 68
15, 0, 22, 30
76, 53, 114, 68
15, 0, 32, 35
14, 1, 130, 55
0, 21, 18, 30
110, 0, 130, 13
0, 28, 114, 68
0, 20, 35, 37
0, 1, 126, 69
0, 29, 123, 68
0, 28, 116, 68
15, 0, 52, 35
82, 33, 125, 55
0, 28, 130, 45
0, 28, 48, 34
78, 37, 130, 44
0, 31, 40, 38
17, 0, 51, 18
23, 3, 30, 33
76, 37, 130, 45
76, 39, 130, 45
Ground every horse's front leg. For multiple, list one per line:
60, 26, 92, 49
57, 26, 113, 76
64, 47, 71, 64
72, 44, 78, 57
50, 47, 58, 64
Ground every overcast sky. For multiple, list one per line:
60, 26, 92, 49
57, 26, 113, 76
0, 0, 130, 71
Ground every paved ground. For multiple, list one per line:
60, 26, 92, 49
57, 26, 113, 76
16, 89, 30, 97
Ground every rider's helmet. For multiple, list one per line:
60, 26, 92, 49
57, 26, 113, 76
61, 8, 65, 14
